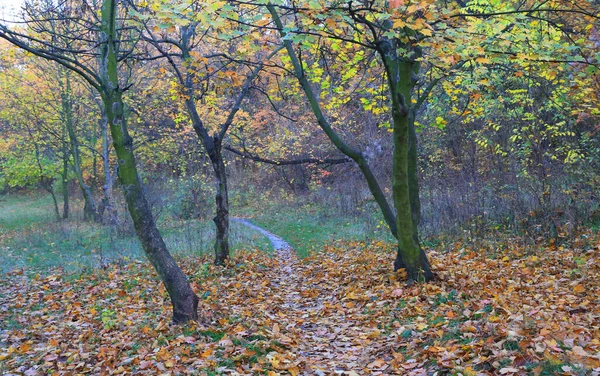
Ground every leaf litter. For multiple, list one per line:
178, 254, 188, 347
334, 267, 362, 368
1, 231, 599, 375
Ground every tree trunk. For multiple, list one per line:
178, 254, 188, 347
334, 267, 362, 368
100, 0, 198, 323
408, 114, 421, 242
269, 5, 432, 277
380, 41, 433, 282
394, 112, 431, 272
62, 123, 70, 220
97, 103, 118, 225
210, 145, 229, 265
61, 70, 98, 222
267, 4, 398, 239
29, 126, 61, 221
104, 89, 199, 323
184, 95, 231, 265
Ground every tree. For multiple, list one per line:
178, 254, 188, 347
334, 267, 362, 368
137, 0, 281, 264
265, 4, 434, 281
261, 0, 598, 281
0, 0, 199, 323
60, 68, 99, 221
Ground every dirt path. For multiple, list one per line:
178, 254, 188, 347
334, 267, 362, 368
232, 218, 374, 374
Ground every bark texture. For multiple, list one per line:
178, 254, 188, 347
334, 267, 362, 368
100, 0, 198, 322
379, 37, 433, 282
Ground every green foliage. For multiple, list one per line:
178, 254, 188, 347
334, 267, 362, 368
101, 308, 117, 330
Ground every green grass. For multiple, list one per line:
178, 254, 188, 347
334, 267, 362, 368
234, 197, 393, 258
0, 192, 272, 274
1, 187, 392, 272
0, 193, 58, 231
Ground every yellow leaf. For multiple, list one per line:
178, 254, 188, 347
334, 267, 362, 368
367, 329, 381, 339
420, 28, 432, 36
393, 19, 406, 29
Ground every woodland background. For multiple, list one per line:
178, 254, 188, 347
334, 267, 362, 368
0, 0, 599, 374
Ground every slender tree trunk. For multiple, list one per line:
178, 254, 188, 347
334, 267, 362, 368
210, 145, 229, 265
177, 23, 231, 265
100, 0, 198, 323
97, 103, 118, 225
62, 123, 70, 220
27, 125, 61, 221
184, 95, 231, 265
49, 188, 60, 221
267, 5, 397, 237
61, 70, 98, 221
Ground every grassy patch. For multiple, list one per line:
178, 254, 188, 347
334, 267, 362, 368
0, 192, 272, 274
235, 198, 392, 257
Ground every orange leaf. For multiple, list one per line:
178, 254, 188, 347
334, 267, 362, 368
573, 284, 585, 293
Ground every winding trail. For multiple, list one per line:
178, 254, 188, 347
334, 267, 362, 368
232, 218, 373, 374
232, 218, 293, 254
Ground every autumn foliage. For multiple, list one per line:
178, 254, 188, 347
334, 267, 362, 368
1, 232, 598, 374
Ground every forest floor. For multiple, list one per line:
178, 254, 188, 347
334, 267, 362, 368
1, 218, 599, 375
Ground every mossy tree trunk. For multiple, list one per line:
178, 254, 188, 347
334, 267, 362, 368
268, 5, 431, 281
379, 38, 433, 282
0, 0, 200, 323
99, 0, 198, 323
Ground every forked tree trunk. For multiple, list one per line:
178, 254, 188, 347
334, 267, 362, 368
185, 94, 231, 265
268, 5, 431, 280
100, 0, 198, 323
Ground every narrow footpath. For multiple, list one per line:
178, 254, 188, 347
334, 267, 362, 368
232, 218, 378, 374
